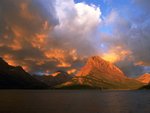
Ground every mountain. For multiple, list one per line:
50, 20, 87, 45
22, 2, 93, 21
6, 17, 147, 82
136, 73, 150, 84
0, 58, 48, 89
77, 56, 127, 81
34, 71, 74, 87
0, 57, 144, 89
138, 73, 150, 89
59, 56, 143, 89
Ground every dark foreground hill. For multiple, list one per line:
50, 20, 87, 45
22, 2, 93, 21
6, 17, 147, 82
0, 58, 48, 89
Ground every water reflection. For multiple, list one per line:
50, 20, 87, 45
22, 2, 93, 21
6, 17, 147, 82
0, 90, 150, 113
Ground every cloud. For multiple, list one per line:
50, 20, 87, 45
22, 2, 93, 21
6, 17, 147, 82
99, 2, 150, 76
0, 0, 101, 74
1, 0, 149, 77
53, 0, 101, 56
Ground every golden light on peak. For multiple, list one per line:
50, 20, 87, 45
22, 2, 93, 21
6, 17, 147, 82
102, 53, 119, 63
101, 47, 132, 63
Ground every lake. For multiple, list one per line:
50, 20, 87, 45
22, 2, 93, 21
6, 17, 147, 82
0, 90, 150, 113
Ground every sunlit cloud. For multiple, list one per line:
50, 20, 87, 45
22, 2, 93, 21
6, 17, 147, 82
101, 46, 132, 63
0, 0, 101, 74
0, 0, 150, 77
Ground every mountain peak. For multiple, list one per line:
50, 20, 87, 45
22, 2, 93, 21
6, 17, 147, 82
88, 56, 104, 62
137, 73, 150, 84
77, 56, 126, 81
87, 56, 106, 66
87, 56, 113, 68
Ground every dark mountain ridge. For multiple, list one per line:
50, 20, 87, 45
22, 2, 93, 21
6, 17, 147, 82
0, 58, 48, 89
34, 70, 74, 87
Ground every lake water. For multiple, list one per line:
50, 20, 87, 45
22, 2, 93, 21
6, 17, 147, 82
0, 90, 150, 113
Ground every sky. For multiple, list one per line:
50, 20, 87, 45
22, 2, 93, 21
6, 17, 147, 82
0, 0, 150, 77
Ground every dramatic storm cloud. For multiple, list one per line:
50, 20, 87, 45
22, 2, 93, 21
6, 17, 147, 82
0, 0, 101, 74
1, 0, 150, 76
